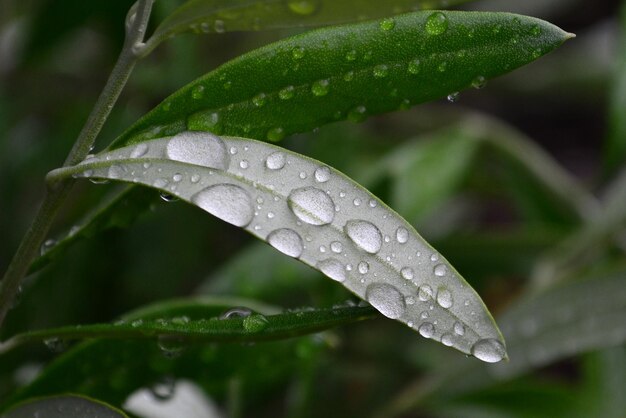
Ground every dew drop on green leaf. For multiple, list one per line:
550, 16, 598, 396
291, 46, 305, 60
379, 17, 396, 31
191, 85, 205, 100
243, 314, 269, 332
373, 64, 389, 78
365, 283, 406, 319
287, 0, 319, 16
279, 85, 295, 100
407, 58, 421, 75
345, 49, 357, 61
471, 338, 506, 363
267, 126, 286, 142
311, 79, 330, 96
347, 105, 367, 122
425, 11, 448, 36
252, 93, 267, 107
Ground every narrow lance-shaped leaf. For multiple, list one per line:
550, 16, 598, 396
49, 132, 507, 362
111, 11, 573, 148
3, 395, 128, 418
142, 0, 473, 55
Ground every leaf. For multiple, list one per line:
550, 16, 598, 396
1, 297, 329, 411
48, 132, 507, 362
493, 266, 626, 379
0, 301, 376, 354
31, 186, 156, 273
3, 394, 128, 418
110, 11, 573, 149
142, 0, 473, 55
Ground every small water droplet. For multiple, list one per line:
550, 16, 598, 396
166, 132, 229, 170
418, 285, 433, 301
220, 307, 252, 319
288, 187, 335, 225
368, 199, 377, 208
267, 228, 304, 258
330, 241, 343, 253
108, 164, 126, 179
530, 24, 541, 36
318, 258, 346, 282
311, 79, 330, 96
418, 322, 435, 338
344, 220, 382, 254
454, 321, 465, 336
343, 71, 355, 82
150, 376, 176, 400
239, 160, 249, 169
348, 105, 367, 123
353, 198, 361, 206
243, 314, 269, 332
157, 335, 186, 358
472, 75, 487, 89
279, 85, 295, 100
266, 152, 286, 170
436, 288, 453, 309
471, 338, 506, 363
408, 58, 421, 75
373, 64, 389, 78
159, 192, 178, 202
438, 62, 447, 72
345, 50, 357, 61
190, 174, 200, 183
40, 239, 56, 255
447, 92, 460, 103
430, 253, 439, 262
314, 166, 331, 183
380, 17, 396, 31
292, 46, 305, 60
406, 296, 416, 305
252, 93, 267, 107
192, 184, 254, 227
425, 12, 448, 36
299, 171, 307, 179
172, 173, 183, 182
434, 264, 447, 277
287, 0, 318, 15
401, 267, 414, 280
441, 333, 454, 346
214, 19, 225, 33
358, 261, 369, 274
130, 143, 148, 158
365, 283, 406, 319
43, 337, 66, 353
396, 227, 409, 243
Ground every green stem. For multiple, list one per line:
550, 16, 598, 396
0, 0, 155, 329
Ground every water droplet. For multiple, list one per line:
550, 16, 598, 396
242, 314, 269, 332
368, 199, 377, 208
430, 253, 439, 262
157, 335, 186, 358
266, 152, 286, 170
436, 288, 453, 309
345, 50, 357, 61
396, 227, 409, 243
292, 46, 305, 60
314, 166, 330, 183
214, 19, 225, 33
159, 192, 178, 202
343, 71, 355, 82
287, 0, 318, 15
447, 92, 460, 103
150, 376, 175, 400
406, 296, 416, 305
330, 241, 343, 253
438, 62, 447, 72
530, 24, 541, 36
425, 12, 448, 36
433, 264, 447, 277
171, 316, 190, 325
192, 184, 254, 227
252, 93, 267, 107
288, 187, 335, 226
190, 174, 200, 183
365, 283, 406, 319
311, 79, 330, 96
166, 131, 229, 170
172, 173, 183, 182
418, 285, 433, 301
441, 333, 454, 346
408, 58, 421, 75
344, 220, 382, 254
130, 143, 148, 158
348, 105, 367, 123
418, 322, 435, 338
192, 85, 205, 100
471, 338, 506, 363
401, 267, 414, 280
380, 17, 396, 31
267, 212, 275, 219
43, 337, 66, 353
531, 48, 542, 59
279, 85, 295, 100
454, 321, 465, 336
353, 198, 361, 206
358, 261, 369, 274
108, 164, 126, 179
266, 127, 286, 142
267, 228, 303, 258
239, 160, 249, 169
373, 64, 389, 78
472, 75, 487, 89
131, 319, 143, 328
40, 239, 56, 255
219, 307, 252, 319
318, 258, 346, 282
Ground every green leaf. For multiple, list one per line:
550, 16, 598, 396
48, 133, 507, 362
111, 11, 573, 148
3, 394, 128, 418
31, 186, 155, 273
142, 0, 473, 55
1, 297, 329, 411
0, 301, 376, 354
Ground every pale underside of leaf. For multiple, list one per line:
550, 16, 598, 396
3, 395, 128, 418
144, 0, 473, 54
48, 132, 507, 362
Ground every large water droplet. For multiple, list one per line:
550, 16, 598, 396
441, 333, 454, 346
436, 288, 453, 309
344, 220, 382, 254
434, 264, 447, 277
365, 283, 406, 319
425, 12, 448, 36
418, 322, 435, 338
314, 166, 331, 183
192, 184, 253, 227
318, 258, 346, 282
358, 261, 369, 274
165, 132, 229, 170
150, 376, 175, 400
288, 187, 335, 226
243, 314, 269, 332
265, 152, 286, 170
471, 338, 506, 363
267, 228, 303, 258
130, 143, 149, 158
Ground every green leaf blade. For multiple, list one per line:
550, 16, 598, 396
112, 11, 573, 148
50, 133, 507, 362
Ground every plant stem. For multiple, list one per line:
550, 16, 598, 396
0, 0, 155, 329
